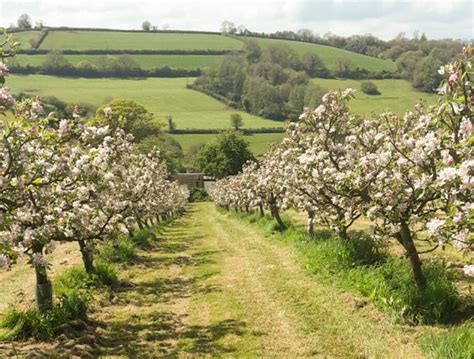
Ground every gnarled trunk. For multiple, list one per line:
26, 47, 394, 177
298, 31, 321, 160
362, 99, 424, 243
258, 203, 264, 217
399, 220, 426, 290
307, 210, 315, 236
33, 245, 52, 312
79, 239, 94, 274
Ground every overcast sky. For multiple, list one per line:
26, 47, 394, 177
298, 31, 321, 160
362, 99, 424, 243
0, 0, 472, 40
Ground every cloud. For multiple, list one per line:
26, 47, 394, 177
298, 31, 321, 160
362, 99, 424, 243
0, 0, 472, 40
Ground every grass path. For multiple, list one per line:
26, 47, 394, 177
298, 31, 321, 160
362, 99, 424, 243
1, 203, 425, 357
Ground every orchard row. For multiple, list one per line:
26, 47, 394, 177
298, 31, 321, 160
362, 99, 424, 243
210, 47, 473, 289
0, 36, 189, 311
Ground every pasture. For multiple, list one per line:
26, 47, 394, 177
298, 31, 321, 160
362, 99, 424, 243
313, 78, 436, 115
40, 31, 243, 51
252, 37, 397, 72
10, 30, 42, 48
11, 53, 224, 70
8, 74, 282, 130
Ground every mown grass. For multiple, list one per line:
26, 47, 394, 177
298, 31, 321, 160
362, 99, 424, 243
40, 31, 243, 51
0, 226, 161, 342
8, 74, 281, 130
171, 132, 285, 155
11, 54, 225, 70
252, 36, 397, 72
227, 210, 462, 325
313, 78, 436, 116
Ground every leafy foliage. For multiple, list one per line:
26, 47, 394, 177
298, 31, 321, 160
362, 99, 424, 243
195, 131, 255, 178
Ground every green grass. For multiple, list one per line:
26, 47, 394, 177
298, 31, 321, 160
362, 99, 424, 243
252, 37, 397, 72
8, 74, 282, 129
40, 31, 243, 51
313, 78, 436, 115
420, 322, 474, 359
11, 54, 224, 70
171, 133, 284, 155
231, 211, 461, 325
10, 30, 42, 49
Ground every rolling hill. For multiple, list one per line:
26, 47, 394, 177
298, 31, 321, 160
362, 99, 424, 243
6, 28, 436, 155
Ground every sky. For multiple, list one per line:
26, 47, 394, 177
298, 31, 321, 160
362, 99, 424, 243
0, 0, 472, 40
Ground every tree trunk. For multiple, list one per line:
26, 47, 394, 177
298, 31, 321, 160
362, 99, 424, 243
307, 210, 315, 236
258, 203, 264, 217
399, 220, 426, 290
78, 239, 94, 274
271, 205, 285, 229
336, 226, 348, 241
125, 224, 134, 236
137, 220, 145, 230
34, 263, 52, 312
245, 205, 249, 213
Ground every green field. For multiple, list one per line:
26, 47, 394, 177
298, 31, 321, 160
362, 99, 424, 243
253, 37, 396, 73
11, 54, 224, 70
40, 31, 243, 51
171, 133, 285, 155
313, 78, 436, 115
10, 30, 42, 48
8, 75, 282, 130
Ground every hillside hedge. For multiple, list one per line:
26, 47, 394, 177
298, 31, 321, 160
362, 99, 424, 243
17, 49, 241, 55
9, 65, 201, 78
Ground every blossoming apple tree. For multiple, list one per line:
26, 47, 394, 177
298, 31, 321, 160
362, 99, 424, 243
0, 36, 189, 311
210, 48, 473, 291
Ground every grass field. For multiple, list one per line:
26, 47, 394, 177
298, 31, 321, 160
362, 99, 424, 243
8, 74, 282, 130
313, 78, 436, 115
171, 133, 285, 155
0, 203, 444, 357
252, 37, 397, 73
10, 30, 42, 48
11, 54, 224, 70
40, 31, 243, 51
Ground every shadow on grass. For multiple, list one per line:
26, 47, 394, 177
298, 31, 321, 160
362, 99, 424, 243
10, 209, 251, 357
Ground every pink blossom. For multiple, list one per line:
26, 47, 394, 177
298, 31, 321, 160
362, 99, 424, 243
0, 62, 9, 76
426, 218, 445, 236
460, 117, 472, 136
448, 72, 459, 84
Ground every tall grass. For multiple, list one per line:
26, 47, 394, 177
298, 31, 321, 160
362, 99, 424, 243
0, 292, 87, 341
420, 322, 474, 358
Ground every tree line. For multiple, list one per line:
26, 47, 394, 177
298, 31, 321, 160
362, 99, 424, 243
233, 27, 466, 93
8, 52, 201, 78
190, 41, 392, 121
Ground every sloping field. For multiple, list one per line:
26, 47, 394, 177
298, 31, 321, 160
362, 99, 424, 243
12, 54, 224, 70
252, 37, 397, 72
312, 78, 436, 115
8, 74, 282, 129
40, 31, 243, 51
10, 30, 42, 48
